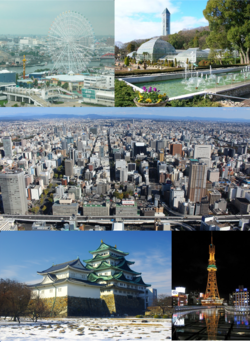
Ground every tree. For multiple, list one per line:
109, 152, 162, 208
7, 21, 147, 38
0, 279, 31, 322
57, 80, 61, 87
27, 294, 50, 322
152, 294, 172, 314
62, 82, 69, 90
115, 45, 120, 57
42, 205, 47, 212
33, 79, 38, 87
124, 56, 130, 66
46, 81, 50, 87
203, 0, 250, 64
127, 42, 136, 53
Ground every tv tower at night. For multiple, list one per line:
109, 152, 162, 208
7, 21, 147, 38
201, 233, 223, 306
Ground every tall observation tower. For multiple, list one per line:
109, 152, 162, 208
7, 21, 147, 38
162, 8, 171, 36
201, 233, 223, 306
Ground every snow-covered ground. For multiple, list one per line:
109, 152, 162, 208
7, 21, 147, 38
0, 317, 171, 341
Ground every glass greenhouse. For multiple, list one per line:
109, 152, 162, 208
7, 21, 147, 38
136, 38, 177, 62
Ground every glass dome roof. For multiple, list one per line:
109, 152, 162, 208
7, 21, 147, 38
136, 38, 177, 62
177, 48, 209, 59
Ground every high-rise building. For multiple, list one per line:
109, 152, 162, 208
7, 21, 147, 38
201, 234, 223, 305
170, 143, 182, 156
3, 136, 13, 158
194, 145, 211, 159
65, 159, 74, 177
233, 286, 249, 307
99, 146, 104, 158
188, 162, 207, 203
0, 169, 28, 215
162, 8, 171, 36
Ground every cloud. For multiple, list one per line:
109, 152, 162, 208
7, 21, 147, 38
116, 15, 208, 42
129, 249, 171, 294
115, 0, 179, 18
0, 265, 27, 279
25, 278, 42, 285
115, 0, 208, 42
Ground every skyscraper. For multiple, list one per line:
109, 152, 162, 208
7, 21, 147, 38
187, 162, 207, 203
162, 8, 171, 36
3, 136, 13, 158
0, 169, 28, 215
65, 159, 74, 177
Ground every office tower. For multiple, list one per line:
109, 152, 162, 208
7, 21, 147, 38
194, 145, 211, 159
233, 286, 249, 307
162, 8, 171, 36
65, 159, 74, 177
0, 169, 28, 214
159, 151, 164, 162
62, 140, 68, 152
3, 136, 13, 158
69, 148, 75, 164
188, 162, 207, 203
90, 127, 98, 135
62, 126, 66, 135
170, 143, 182, 156
133, 142, 146, 156
99, 146, 105, 158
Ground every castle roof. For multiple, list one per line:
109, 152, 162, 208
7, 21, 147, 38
28, 277, 104, 288
86, 259, 140, 275
38, 258, 88, 274
83, 253, 134, 264
89, 242, 129, 256
87, 271, 150, 287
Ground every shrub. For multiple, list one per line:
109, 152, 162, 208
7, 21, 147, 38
154, 314, 160, 318
136, 315, 143, 318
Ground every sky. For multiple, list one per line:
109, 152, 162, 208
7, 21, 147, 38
172, 232, 250, 300
0, 107, 249, 120
115, 0, 209, 43
0, 0, 114, 36
0, 231, 171, 295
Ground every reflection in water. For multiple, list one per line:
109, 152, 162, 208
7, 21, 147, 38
204, 309, 221, 340
173, 308, 250, 340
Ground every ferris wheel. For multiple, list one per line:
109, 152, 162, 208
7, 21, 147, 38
47, 11, 95, 74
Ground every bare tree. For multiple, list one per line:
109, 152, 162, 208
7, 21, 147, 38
27, 294, 50, 322
0, 279, 31, 322
152, 294, 172, 314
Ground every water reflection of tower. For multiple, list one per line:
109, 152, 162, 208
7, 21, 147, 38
204, 309, 221, 341
201, 233, 224, 306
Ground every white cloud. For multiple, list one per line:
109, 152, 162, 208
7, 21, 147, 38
115, 0, 208, 43
115, 0, 179, 18
129, 249, 171, 294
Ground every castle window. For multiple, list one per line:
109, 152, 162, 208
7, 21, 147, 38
50, 289, 53, 293
58, 288, 62, 292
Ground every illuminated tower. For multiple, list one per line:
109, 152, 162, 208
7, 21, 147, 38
22, 55, 26, 79
201, 233, 223, 306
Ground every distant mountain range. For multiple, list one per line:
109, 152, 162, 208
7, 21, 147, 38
0, 113, 249, 123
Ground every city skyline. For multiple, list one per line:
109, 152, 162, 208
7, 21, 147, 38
0, 107, 250, 120
0, 0, 114, 36
0, 231, 171, 295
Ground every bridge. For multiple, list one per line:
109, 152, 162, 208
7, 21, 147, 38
2, 86, 81, 106
1, 213, 249, 231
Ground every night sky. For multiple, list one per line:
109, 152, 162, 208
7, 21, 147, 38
172, 232, 250, 300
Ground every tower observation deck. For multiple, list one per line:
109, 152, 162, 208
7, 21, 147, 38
201, 233, 223, 306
